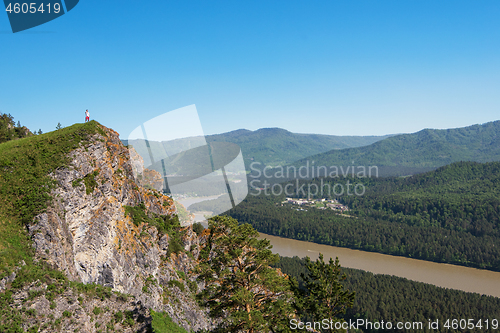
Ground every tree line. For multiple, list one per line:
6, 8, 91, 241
195, 216, 500, 332
227, 162, 500, 271
273, 255, 500, 333
195, 216, 355, 332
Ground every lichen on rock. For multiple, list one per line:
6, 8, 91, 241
27, 124, 212, 331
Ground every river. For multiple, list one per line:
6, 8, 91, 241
177, 197, 500, 298
259, 233, 500, 298
176, 195, 220, 222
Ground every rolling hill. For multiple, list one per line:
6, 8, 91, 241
122, 127, 392, 169
289, 120, 500, 177
205, 127, 392, 167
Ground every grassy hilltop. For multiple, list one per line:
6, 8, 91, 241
0, 121, 105, 275
0, 121, 192, 333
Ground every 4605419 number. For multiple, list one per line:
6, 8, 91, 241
443, 318, 498, 330
5, 3, 61, 14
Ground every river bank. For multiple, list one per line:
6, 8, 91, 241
259, 233, 500, 298
176, 196, 500, 298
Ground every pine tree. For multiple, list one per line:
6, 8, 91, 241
196, 215, 296, 333
296, 254, 355, 332
56, 122, 62, 130
0, 113, 15, 143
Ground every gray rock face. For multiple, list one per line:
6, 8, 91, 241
0, 271, 17, 293
9, 280, 151, 333
27, 126, 212, 331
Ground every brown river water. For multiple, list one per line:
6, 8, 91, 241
259, 233, 500, 298
178, 197, 500, 298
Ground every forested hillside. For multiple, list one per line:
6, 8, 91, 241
206, 127, 391, 167
228, 161, 500, 270
274, 256, 500, 333
288, 120, 500, 176
124, 127, 390, 168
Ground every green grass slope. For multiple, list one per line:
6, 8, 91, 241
151, 310, 189, 333
0, 121, 104, 276
0, 121, 197, 332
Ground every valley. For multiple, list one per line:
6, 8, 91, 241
6, 2, 500, 331
261, 232, 500, 298
2, 117, 500, 332
228, 161, 500, 271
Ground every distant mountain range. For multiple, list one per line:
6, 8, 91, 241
205, 128, 392, 167
289, 120, 500, 177
123, 120, 500, 178
122, 128, 391, 168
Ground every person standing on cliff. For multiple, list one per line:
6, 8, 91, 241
85, 109, 90, 122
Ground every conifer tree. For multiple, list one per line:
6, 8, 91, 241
196, 215, 295, 333
0, 113, 15, 143
295, 254, 355, 332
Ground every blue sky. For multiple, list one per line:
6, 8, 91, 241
1, 1, 500, 137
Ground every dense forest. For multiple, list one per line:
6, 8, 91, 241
205, 127, 391, 167
227, 161, 500, 271
123, 128, 390, 171
274, 256, 500, 333
285, 120, 500, 177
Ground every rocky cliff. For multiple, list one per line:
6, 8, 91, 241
3, 124, 211, 332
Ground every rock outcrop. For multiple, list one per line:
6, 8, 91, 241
129, 147, 164, 191
10, 278, 151, 333
26, 125, 211, 331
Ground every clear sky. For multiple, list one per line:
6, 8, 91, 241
1, 1, 500, 138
